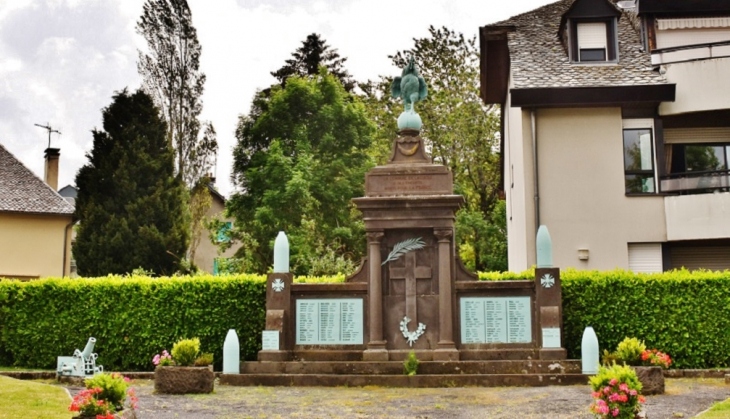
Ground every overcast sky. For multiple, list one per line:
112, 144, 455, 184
0, 0, 551, 198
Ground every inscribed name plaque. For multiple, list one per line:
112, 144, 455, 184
261, 330, 279, 350
296, 299, 364, 345
542, 327, 561, 348
460, 297, 532, 344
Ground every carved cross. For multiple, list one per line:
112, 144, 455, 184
389, 251, 432, 323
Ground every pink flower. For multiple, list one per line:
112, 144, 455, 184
629, 389, 637, 396
608, 392, 620, 402
153, 354, 161, 365
124, 376, 130, 382
618, 394, 628, 403
612, 408, 620, 417
591, 391, 601, 398
609, 378, 618, 386
619, 383, 629, 392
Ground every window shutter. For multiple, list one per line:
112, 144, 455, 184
578, 22, 607, 49
669, 245, 730, 271
664, 128, 730, 144
628, 243, 663, 273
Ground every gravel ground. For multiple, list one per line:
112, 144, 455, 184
62, 378, 730, 419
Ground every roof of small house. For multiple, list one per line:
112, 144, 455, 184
485, 0, 666, 89
0, 143, 75, 216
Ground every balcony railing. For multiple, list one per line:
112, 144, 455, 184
661, 169, 730, 193
651, 40, 730, 65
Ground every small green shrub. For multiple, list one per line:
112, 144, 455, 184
601, 349, 620, 366
614, 337, 646, 366
589, 364, 644, 419
194, 352, 214, 366
84, 372, 129, 408
403, 351, 419, 376
171, 338, 200, 367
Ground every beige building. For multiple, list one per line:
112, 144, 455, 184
0, 144, 75, 279
191, 183, 239, 274
481, 0, 730, 272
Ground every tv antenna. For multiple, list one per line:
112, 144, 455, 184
34, 123, 61, 149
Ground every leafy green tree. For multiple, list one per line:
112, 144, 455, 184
227, 70, 375, 274
235, 34, 356, 181
136, 0, 217, 187
74, 89, 190, 276
361, 26, 504, 271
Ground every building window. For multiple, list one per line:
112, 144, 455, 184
578, 22, 607, 61
664, 142, 730, 193
216, 222, 232, 243
623, 128, 656, 194
684, 145, 728, 172
571, 19, 618, 62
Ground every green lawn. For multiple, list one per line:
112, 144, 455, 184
0, 375, 72, 419
0, 366, 53, 372
696, 398, 730, 418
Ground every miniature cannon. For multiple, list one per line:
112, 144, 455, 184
56, 337, 103, 377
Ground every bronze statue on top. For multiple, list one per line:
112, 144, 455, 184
391, 57, 428, 130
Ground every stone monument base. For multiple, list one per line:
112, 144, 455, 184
222, 358, 588, 387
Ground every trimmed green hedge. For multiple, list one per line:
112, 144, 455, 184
1, 269, 729, 370
561, 269, 730, 369
0, 275, 266, 371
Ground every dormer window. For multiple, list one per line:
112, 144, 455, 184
570, 19, 618, 62
559, 0, 622, 64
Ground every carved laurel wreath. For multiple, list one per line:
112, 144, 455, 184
400, 316, 426, 347
382, 237, 426, 266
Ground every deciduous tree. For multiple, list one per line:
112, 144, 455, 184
74, 89, 189, 276
136, 0, 217, 187
227, 70, 374, 274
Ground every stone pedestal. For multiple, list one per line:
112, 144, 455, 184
535, 268, 568, 360
258, 273, 293, 362
353, 129, 464, 360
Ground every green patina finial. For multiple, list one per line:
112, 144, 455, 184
391, 56, 428, 130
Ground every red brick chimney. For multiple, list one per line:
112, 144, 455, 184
44, 147, 60, 191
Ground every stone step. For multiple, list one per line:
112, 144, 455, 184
220, 373, 590, 388
240, 360, 582, 375
286, 348, 543, 362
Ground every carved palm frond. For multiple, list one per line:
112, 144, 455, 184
381, 237, 425, 266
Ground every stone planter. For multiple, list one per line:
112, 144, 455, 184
154, 366, 214, 394
633, 366, 664, 395
73, 410, 136, 419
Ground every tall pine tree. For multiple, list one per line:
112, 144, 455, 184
74, 89, 190, 276
271, 33, 355, 92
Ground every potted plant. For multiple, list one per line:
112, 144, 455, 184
602, 337, 669, 395
153, 337, 214, 394
68, 372, 138, 419
589, 363, 646, 419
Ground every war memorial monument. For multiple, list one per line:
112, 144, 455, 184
221, 58, 584, 387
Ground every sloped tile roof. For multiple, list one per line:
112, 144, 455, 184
0, 143, 75, 215
488, 0, 666, 89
